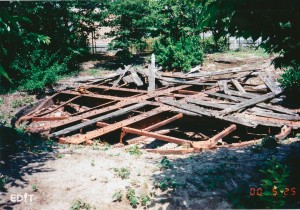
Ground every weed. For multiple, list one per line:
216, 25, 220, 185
155, 178, 183, 191
70, 199, 92, 210
0, 97, 3, 105
140, 194, 150, 206
114, 167, 130, 179
112, 190, 123, 202
126, 188, 139, 207
32, 184, 38, 192
56, 154, 64, 159
101, 142, 111, 151
126, 145, 142, 156
296, 133, 300, 138
91, 159, 95, 167
160, 157, 173, 170
12, 99, 24, 108
259, 158, 289, 208
0, 175, 7, 191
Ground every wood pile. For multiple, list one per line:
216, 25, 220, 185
15, 62, 300, 154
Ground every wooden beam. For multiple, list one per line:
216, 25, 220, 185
145, 148, 195, 155
259, 72, 283, 94
221, 92, 276, 114
208, 124, 237, 143
96, 122, 110, 127
127, 129, 171, 144
143, 113, 183, 131
31, 116, 68, 122
187, 99, 230, 110
249, 107, 300, 121
231, 79, 246, 93
122, 126, 192, 146
113, 65, 132, 87
187, 67, 260, 78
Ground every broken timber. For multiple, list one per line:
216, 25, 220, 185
16, 63, 300, 154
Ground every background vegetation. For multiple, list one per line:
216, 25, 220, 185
1, 0, 300, 92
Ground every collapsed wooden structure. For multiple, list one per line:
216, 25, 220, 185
15, 64, 300, 154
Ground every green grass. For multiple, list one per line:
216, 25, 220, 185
126, 145, 142, 156
114, 167, 131, 179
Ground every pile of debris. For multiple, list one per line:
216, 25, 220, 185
16, 57, 300, 154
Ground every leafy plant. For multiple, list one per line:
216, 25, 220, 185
154, 36, 204, 72
126, 145, 142, 156
32, 184, 38, 192
160, 157, 173, 170
140, 194, 150, 206
259, 158, 290, 208
112, 190, 123, 202
70, 199, 92, 210
0, 175, 7, 191
278, 64, 300, 95
155, 178, 183, 191
114, 167, 131, 179
126, 188, 139, 207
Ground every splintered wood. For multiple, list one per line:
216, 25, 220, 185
16, 65, 299, 154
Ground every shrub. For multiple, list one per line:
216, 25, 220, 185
154, 36, 204, 72
278, 64, 300, 95
201, 36, 228, 53
10, 49, 70, 92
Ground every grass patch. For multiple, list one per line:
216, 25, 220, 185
114, 167, 131, 179
126, 145, 142, 156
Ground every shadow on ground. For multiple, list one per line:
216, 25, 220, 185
149, 141, 300, 209
0, 126, 57, 209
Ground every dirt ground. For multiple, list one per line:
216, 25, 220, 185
1, 50, 300, 209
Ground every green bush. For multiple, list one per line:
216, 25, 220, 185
154, 36, 204, 72
201, 36, 228, 53
10, 49, 69, 92
278, 64, 300, 94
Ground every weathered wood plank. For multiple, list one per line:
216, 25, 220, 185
249, 107, 300, 121
231, 79, 246, 93
187, 99, 230, 110
127, 129, 171, 144
259, 72, 283, 94
129, 69, 143, 86
113, 65, 132, 87
158, 76, 216, 86
221, 92, 276, 114
187, 67, 260, 78
148, 54, 156, 91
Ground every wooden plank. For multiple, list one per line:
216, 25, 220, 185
249, 107, 300, 121
187, 67, 260, 78
145, 148, 195, 155
96, 122, 110, 127
129, 69, 143, 86
224, 89, 258, 98
122, 127, 192, 145
31, 116, 68, 122
208, 124, 236, 143
187, 99, 230, 110
244, 114, 300, 128
143, 113, 183, 131
178, 90, 199, 95
113, 65, 132, 87
127, 129, 171, 144
52, 102, 148, 137
148, 54, 156, 91
59, 107, 168, 144
231, 79, 246, 93
158, 76, 216, 86
259, 72, 283, 94
221, 92, 276, 114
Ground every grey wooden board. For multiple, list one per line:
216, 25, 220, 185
122, 75, 134, 83
113, 65, 132, 87
206, 92, 298, 116
231, 79, 246, 93
51, 102, 148, 137
158, 76, 216, 86
187, 67, 260, 78
218, 80, 229, 92
187, 99, 230, 110
259, 72, 283, 94
249, 107, 300, 121
159, 98, 258, 127
224, 89, 259, 98
221, 92, 276, 114
130, 69, 143, 86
